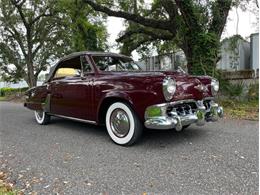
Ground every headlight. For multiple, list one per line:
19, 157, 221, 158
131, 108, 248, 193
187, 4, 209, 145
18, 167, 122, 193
163, 77, 176, 101
211, 79, 219, 96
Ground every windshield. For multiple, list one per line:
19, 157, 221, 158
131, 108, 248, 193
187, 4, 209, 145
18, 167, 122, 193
92, 56, 141, 71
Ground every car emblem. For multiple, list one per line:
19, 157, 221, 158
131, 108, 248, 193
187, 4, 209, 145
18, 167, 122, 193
194, 84, 208, 92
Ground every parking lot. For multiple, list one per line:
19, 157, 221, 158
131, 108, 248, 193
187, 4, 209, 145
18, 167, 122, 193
0, 102, 258, 194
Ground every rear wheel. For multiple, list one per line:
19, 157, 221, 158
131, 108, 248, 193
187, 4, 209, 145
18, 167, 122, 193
105, 102, 143, 146
34, 110, 50, 125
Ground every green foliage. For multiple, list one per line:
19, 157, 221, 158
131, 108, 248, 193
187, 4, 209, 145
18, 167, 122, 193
0, 87, 28, 97
189, 32, 220, 76
0, 0, 108, 87
89, 0, 236, 76
218, 98, 258, 121
222, 35, 244, 51
0, 0, 68, 87
221, 81, 245, 98
247, 83, 259, 100
58, 0, 108, 52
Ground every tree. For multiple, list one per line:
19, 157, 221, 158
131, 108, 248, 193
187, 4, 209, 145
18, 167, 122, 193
0, 0, 108, 87
58, 0, 107, 52
0, 0, 68, 87
84, 0, 234, 75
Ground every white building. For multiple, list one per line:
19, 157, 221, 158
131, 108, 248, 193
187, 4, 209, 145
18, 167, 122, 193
250, 33, 259, 75
217, 35, 250, 71
139, 50, 187, 71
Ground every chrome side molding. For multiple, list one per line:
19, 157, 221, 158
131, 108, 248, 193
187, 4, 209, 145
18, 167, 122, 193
49, 114, 97, 125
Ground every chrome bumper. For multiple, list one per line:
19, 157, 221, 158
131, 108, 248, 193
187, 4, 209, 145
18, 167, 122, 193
144, 98, 223, 130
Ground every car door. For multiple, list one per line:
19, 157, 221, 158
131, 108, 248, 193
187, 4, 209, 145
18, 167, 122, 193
49, 55, 95, 121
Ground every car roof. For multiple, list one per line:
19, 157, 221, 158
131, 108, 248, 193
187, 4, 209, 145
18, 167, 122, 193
59, 51, 131, 62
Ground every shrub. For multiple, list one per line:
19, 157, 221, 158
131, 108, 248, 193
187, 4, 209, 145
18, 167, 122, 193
0, 87, 28, 97
247, 83, 259, 101
220, 81, 245, 99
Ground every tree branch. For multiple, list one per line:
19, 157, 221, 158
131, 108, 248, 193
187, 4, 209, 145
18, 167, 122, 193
31, 13, 53, 25
175, 0, 200, 31
84, 0, 172, 31
209, 0, 232, 38
116, 27, 173, 42
4, 26, 27, 58
160, 0, 178, 21
120, 36, 159, 55
11, 0, 29, 29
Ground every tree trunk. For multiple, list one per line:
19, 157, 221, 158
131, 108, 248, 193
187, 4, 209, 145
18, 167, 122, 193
26, 64, 36, 88
181, 43, 193, 74
26, 28, 37, 88
181, 32, 219, 76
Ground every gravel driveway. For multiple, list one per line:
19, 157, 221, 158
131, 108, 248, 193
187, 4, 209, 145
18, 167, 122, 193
0, 102, 258, 194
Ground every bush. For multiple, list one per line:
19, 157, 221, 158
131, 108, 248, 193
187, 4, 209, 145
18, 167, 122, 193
220, 81, 245, 99
247, 83, 259, 100
0, 87, 28, 97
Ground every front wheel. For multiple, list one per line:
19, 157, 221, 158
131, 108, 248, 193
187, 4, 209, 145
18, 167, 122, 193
105, 102, 143, 146
34, 110, 50, 125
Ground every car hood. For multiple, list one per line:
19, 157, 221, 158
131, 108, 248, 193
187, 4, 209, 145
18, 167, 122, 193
100, 71, 213, 101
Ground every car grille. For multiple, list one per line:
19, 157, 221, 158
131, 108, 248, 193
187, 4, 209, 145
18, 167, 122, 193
167, 102, 197, 116
203, 100, 211, 110
167, 99, 213, 117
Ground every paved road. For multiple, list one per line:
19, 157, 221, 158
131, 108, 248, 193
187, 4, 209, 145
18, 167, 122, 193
0, 102, 258, 194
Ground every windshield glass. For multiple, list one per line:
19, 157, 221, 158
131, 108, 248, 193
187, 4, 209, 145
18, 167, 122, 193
92, 56, 141, 71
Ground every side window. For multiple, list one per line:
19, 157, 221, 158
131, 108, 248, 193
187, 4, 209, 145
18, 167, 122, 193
93, 56, 120, 71
93, 56, 109, 71
52, 56, 82, 80
54, 68, 80, 79
92, 55, 141, 72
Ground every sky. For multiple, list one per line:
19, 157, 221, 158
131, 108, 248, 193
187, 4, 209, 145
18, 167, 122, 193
106, 6, 259, 61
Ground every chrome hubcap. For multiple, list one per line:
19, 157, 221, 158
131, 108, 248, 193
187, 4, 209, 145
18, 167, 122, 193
110, 108, 130, 138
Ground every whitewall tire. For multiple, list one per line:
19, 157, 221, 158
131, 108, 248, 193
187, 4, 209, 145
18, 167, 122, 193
34, 110, 50, 125
105, 102, 142, 146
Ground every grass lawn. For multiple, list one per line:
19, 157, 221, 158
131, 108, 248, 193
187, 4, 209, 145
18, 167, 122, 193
0, 96, 6, 101
0, 172, 19, 195
219, 99, 259, 121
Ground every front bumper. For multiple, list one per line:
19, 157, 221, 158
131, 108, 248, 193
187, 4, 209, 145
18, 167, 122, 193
144, 98, 223, 130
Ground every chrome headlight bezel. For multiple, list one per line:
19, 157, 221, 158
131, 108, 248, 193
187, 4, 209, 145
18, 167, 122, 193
163, 77, 176, 101
211, 79, 219, 96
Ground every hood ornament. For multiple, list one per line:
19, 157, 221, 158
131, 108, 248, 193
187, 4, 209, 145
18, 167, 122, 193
177, 66, 186, 73
194, 84, 208, 92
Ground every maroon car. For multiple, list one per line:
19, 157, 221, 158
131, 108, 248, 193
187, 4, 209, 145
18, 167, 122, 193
24, 51, 223, 145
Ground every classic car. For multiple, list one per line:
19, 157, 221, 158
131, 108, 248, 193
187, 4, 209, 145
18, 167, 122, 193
24, 51, 223, 146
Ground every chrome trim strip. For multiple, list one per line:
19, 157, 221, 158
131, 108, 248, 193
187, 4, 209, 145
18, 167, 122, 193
151, 99, 196, 108
203, 96, 214, 101
50, 114, 97, 125
145, 97, 215, 112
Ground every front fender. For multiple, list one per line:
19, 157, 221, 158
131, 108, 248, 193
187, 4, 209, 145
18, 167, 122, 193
24, 85, 48, 111
96, 89, 161, 123
96, 91, 135, 122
